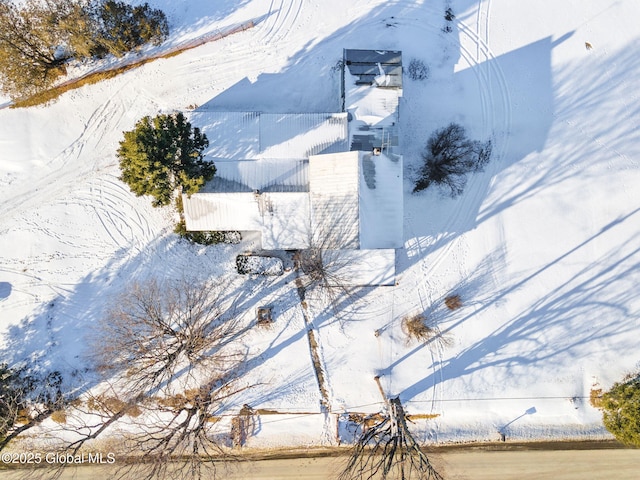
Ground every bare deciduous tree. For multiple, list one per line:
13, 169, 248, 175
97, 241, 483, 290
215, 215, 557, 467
0, 364, 64, 452
339, 377, 444, 480
2, 277, 248, 480
55, 377, 248, 480
92, 277, 242, 396
294, 201, 362, 315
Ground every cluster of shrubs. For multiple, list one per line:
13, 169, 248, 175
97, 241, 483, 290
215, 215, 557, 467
174, 220, 241, 246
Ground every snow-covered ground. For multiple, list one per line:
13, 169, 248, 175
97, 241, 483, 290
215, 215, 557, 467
1, 0, 639, 447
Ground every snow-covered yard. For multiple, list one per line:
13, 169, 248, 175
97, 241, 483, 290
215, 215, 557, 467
1, 0, 639, 450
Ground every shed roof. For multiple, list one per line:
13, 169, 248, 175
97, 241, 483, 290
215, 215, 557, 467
344, 49, 403, 88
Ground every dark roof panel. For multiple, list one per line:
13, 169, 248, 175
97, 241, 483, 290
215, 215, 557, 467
344, 49, 402, 66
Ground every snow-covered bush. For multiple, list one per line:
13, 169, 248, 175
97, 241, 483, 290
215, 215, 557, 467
407, 59, 430, 81
236, 255, 284, 276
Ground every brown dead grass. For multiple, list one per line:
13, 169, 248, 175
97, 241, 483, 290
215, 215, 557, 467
590, 388, 603, 408
407, 413, 441, 420
50, 410, 67, 424
87, 395, 142, 417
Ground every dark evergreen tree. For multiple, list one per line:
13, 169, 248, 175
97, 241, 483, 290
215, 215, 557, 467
93, 0, 168, 57
118, 113, 214, 207
0, 0, 75, 97
414, 122, 492, 197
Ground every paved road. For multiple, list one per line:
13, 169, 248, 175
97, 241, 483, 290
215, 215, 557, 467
3, 449, 639, 479
228, 449, 640, 479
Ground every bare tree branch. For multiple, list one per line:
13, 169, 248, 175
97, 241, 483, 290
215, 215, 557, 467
339, 377, 444, 480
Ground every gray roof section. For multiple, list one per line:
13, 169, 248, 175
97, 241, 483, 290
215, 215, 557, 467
344, 49, 403, 88
344, 49, 402, 65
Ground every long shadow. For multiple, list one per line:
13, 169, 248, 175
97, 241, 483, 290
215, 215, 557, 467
399, 33, 559, 275
399, 207, 640, 401
0, 233, 248, 395
151, 0, 254, 43
405, 28, 640, 275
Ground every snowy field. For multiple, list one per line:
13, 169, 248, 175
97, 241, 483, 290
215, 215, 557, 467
1, 0, 639, 447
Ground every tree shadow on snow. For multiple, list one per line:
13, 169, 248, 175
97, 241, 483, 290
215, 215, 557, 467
399, 207, 640, 401
399, 33, 564, 276
0, 233, 246, 396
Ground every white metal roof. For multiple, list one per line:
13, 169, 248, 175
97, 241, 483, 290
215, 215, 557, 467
201, 159, 309, 193
259, 113, 349, 158
358, 152, 403, 249
309, 151, 360, 249
190, 111, 260, 159
188, 111, 348, 160
182, 192, 310, 250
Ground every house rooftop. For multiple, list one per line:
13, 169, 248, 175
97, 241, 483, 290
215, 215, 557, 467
342, 49, 402, 155
344, 49, 403, 88
200, 159, 309, 193
188, 111, 348, 160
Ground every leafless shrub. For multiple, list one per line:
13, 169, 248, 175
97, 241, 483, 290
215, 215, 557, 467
407, 58, 430, 81
444, 294, 462, 310
402, 314, 435, 342
414, 122, 492, 197
401, 314, 454, 349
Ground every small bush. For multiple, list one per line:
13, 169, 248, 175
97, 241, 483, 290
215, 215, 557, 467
444, 7, 455, 22
236, 255, 250, 274
445, 294, 462, 310
236, 255, 284, 276
174, 219, 241, 245
407, 59, 430, 81
402, 314, 434, 342
50, 410, 67, 424
590, 387, 603, 408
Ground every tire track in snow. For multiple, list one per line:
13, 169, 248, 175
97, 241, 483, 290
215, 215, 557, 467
0, 93, 128, 224
257, 0, 305, 46
401, 6, 512, 276
398, 2, 512, 417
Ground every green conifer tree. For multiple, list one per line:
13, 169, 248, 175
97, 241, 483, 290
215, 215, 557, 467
601, 374, 640, 446
117, 113, 214, 207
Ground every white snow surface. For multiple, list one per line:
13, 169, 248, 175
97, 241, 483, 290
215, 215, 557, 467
1, 0, 640, 448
